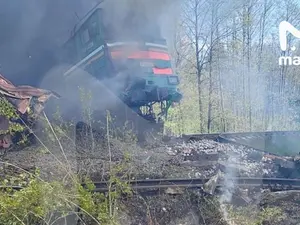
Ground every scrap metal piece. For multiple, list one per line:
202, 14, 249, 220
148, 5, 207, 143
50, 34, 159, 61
203, 170, 221, 195
0, 74, 60, 114
0, 74, 59, 149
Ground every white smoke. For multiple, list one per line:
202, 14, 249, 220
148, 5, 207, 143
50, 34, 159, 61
219, 150, 240, 223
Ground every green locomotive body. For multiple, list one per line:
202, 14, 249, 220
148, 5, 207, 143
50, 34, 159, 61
58, 4, 182, 139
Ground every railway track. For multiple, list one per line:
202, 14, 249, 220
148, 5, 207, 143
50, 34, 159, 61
2, 177, 300, 195
182, 130, 300, 156
88, 177, 300, 193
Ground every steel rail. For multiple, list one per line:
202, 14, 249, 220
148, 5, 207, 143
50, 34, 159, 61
2, 177, 300, 193
90, 177, 300, 192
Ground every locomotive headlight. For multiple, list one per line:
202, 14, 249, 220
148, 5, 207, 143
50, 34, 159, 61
168, 76, 179, 85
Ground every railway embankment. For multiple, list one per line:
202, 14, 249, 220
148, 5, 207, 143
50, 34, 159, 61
1, 130, 300, 224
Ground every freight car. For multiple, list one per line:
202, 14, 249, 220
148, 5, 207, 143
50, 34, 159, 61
43, 2, 182, 143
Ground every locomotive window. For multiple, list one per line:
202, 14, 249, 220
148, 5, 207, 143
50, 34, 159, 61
81, 29, 90, 44
89, 21, 98, 38
153, 60, 171, 69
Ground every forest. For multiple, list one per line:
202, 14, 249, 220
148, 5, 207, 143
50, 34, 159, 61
164, 0, 300, 135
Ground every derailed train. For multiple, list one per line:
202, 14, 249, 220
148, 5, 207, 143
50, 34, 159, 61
43, 2, 182, 141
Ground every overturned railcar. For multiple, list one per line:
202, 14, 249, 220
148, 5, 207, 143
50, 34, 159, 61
48, 3, 182, 141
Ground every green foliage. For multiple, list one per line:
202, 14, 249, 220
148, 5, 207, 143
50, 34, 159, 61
254, 207, 286, 225
166, 0, 300, 135
0, 97, 25, 135
0, 87, 134, 225
75, 158, 132, 225
0, 167, 131, 225
109, 117, 138, 144
79, 87, 93, 124
0, 97, 19, 120
228, 205, 286, 225
0, 172, 72, 225
165, 80, 201, 135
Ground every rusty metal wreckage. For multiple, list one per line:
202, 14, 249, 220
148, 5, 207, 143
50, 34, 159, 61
0, 74, 60, 149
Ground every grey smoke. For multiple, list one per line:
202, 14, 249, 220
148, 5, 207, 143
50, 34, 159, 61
0, 0, 102, 83
0, 0, 181, 129
0, 0, 179, 84
100, 0, 179, 41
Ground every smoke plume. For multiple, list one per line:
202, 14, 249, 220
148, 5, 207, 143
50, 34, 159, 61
100, 0, 179, 40
219, 150, 240, 223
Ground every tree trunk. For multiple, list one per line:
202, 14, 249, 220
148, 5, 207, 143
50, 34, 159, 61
217, 19, 226, 132
207, 4, 215, 133
207, 49, 213, 133
197, 70, 204, 133
242, 4, 247, 127
246, 4, 252, 131
194, 0, 204, 133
